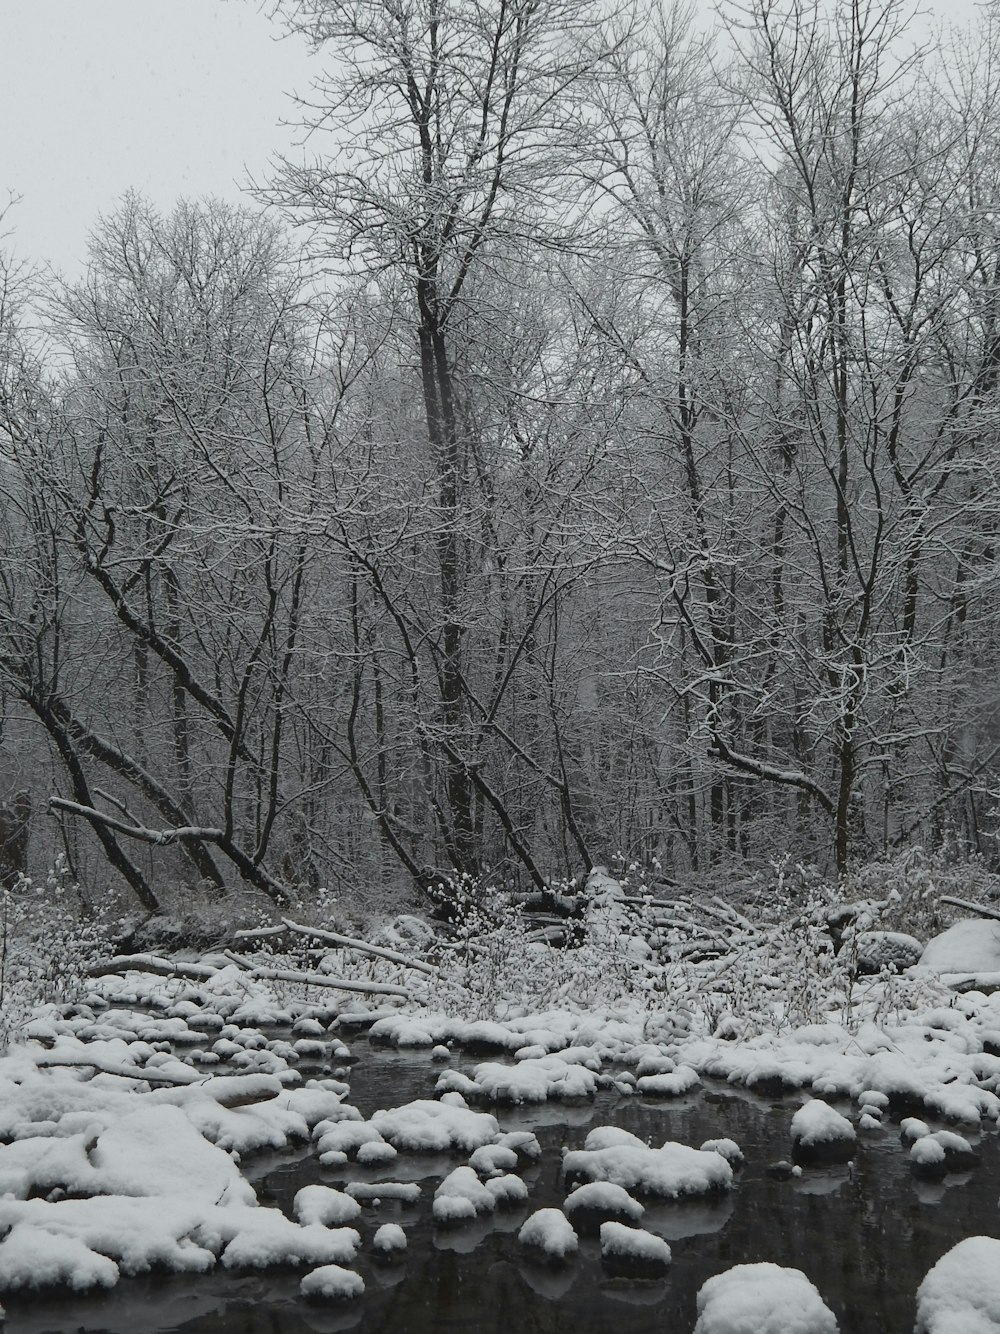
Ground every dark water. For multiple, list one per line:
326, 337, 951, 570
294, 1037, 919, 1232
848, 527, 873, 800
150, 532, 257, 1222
7, 1042, 1000, 1334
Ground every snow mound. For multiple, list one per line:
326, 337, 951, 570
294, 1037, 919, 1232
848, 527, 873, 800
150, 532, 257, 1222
915, 1237, 1000, 1333
0, 1221, 120, 1292
636, 1065, 700, 1097
564, 1138, 733, 1199
564, 1181, 644, 1232
790, 1100, 856, 1163
293, 1185, 361, 1227
433, 1166, 496, 1225
518, 1208, 578, 1260
694, 1262, 839, 1333
370, 1099, 499, 1152
921, 920, 1000, 974
300, 1264, 365, 1300
599, 1221, 671, 1271
372, 1223, 407, 1256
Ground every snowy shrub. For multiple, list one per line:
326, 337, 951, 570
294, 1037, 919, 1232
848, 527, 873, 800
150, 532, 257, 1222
0, 866, 114, 1049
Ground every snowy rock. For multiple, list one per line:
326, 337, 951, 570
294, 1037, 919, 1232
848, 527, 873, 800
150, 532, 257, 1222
636, 1065, 700, 1097
432, 1166, 496, 1225
700, 1138, 745, 1168
564, 1181, 644, 1235
0, 1221, 120, 1292
299, 1264, 365, 1301
485, 1174, 528, 1206
293, 1185, 361, 1227
518, 1208, 578, 1261
854, 930, 923, 975
372, 1223, 407, 1259
790, 1100, 856, 1165
694, 1262, 839, 1333
563, 1138, 733, 1199
915, 1236, 1000, 1333
599, 1221, 671, 1275
909, 1130, 976, 1178
371, 1099, 499, 1153
344, 1182, 421, 1204
450, 1056, 599, 1104
468, 1144, 519, 1177
920, 920, 1000, 975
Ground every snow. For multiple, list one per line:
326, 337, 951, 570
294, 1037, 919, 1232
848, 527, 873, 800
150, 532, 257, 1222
293, 1185, 362, 1226
564, 1181, 644, 1224
694, 1263, 839, 1333
920, 919, 1000, 974
372, 1222, 407, 1255
518, 1208, 579, 1260
636, 1064, 700, 1096
599, 1221, 671, 1268
563, 1138, 733, 1199
0, 1222, 120, 1292
790, 1100, 856, 1152
370, 1099, 499, 1152
915, 1237, 1000, 1333
432, 1165, 497, 1224
299, 1264, 365, 1300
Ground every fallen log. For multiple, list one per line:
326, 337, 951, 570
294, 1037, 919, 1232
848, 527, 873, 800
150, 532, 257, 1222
222, 950, 415, 1000
87, 954, 221, 982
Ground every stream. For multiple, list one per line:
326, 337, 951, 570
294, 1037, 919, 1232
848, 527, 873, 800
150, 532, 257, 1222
5, 1039, 999, 1333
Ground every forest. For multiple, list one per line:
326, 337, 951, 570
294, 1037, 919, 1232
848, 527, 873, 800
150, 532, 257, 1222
2, 0, 999, 916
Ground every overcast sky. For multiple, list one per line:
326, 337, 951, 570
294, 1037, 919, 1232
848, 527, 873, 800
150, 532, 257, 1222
0, 0, 987, 278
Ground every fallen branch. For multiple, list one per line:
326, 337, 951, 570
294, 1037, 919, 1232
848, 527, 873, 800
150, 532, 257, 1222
34, 1050, 203, 1085
222, 950, 415, 1000
87, 954, 222, 982
938, 895, 1000, 924
234, 918, 439, 978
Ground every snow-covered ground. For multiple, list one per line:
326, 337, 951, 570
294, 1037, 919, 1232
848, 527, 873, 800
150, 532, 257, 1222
4, 870, 1000, 1330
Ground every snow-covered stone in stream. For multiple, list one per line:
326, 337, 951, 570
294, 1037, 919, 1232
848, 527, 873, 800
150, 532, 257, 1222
921, 920, 1000, 975
635, 1051, 675, 1076
563, 1137, 733, 1199
636, 1065, 700, 1097
344, 1182, 421, 1203
582, 1126, 646, 1152
205, 1208, 360, 1270
485, 1174, 528, 1206
694, 1262, 839, 1333
496, 1130, 542, 1165
901, 1117, 931, 1142
299, 1264, 365, 1300
372, 1223, 407, 1257
356, 1140, 399, 1165
433, 1166, 497, 1225
518, 1208, 578, 1261
564, 1181, 644, 1233
790, 1100, 856, 1164
453, 1056, 599, 1104
599, 1221, 671, 1273
915, 1236, 1000, 1332
316, 1120, 389, 1164
468, 1144, 519, 1177
0, 1222, 120, 1292
294, 1186, 362, 1227
371, 1099, 499, 1152
700, 1138, 745, 1168
909, 1130, 976, 1177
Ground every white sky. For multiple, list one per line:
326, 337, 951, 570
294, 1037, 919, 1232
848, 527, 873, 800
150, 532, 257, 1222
0, 0, 989, 277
